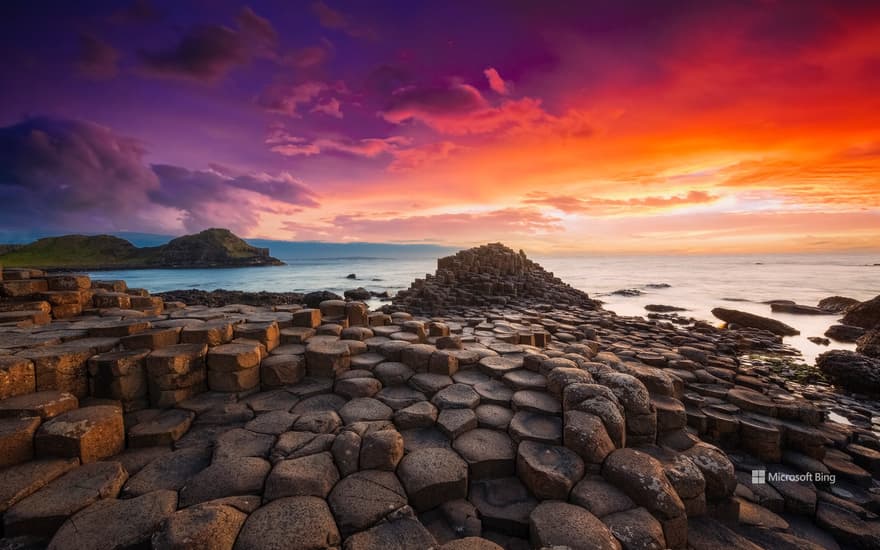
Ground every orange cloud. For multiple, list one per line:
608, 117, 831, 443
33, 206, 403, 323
484, 67, 509, 95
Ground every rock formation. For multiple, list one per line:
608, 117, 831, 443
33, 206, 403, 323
1, 245, 878, 550
390, 243, 598, 314
711, 307, 800, 336
0, 228, 283, 270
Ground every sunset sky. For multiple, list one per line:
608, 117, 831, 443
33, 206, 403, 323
1, 0, 878, 254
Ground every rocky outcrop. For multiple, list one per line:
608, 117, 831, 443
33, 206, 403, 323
817, 350, 880, 394
818, 296, 860, 313
0, 228, 283, 270
390, 243, 598, 314
856, 330, 880, 359
842, 295, 880, 330
711, 307, 799, 336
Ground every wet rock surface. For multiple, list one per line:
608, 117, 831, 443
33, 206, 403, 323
1, 246, 879, 549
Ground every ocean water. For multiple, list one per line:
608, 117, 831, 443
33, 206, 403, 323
88, 252, 879, 364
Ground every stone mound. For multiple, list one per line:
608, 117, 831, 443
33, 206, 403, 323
390, 243, 598, 314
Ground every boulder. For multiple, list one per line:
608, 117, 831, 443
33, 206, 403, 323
817, 350, 880, 394
711, 307, 799, 336
842, 295, 880, 330
856, 330, 880, 358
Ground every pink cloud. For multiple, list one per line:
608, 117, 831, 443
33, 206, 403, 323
311, 97, 343, 118
380, 80, 591, 137
270, 134, 411, 157
257, 81, 328, 116
484, 67, 509, 95
525, 190, 719, 215
282, 207, 562, 242
388, 141, 464, 172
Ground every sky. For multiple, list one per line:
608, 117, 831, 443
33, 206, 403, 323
0, 0, 878, 255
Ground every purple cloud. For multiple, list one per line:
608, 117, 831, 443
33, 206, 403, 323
0, 117, 318, 234
76, 32, 120, 79
138, 7, 276, 82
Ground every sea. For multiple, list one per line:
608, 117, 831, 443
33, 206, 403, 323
87, 252, 879, 365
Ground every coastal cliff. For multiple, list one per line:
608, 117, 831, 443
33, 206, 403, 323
0, 228, 283, 270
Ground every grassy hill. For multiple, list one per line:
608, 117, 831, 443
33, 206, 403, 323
0, 228, 283, 270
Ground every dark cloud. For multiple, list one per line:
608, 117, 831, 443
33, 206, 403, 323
236, 6, 278, 48
0, 117, 318, 234
110, 0, 161, 24
138, 7, 276, 82
311, 1, 376, 39
75, 32, 120, 79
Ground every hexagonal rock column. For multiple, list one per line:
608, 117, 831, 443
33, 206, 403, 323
0, 416, 41, 468
328, 470, 408, 536
517, 440, 585, 500
35, 405, 124, 463
598, 372, 657, 445
207, 343, 261, 393
46, 489, 177, 550
151, 501, 247, 550
233, 496, 341, 550
398, 447, 468, 512
3, 461, 128, 538
261, 354, 305, 389
0, 356, 35, 399
452, 428, 516, 480
88, 349, 150, 412
602, 448, 687, 548
529, 501, 621, 550
233, 321, 280, 352
17, 346, 93, 398
305, 340, 351, 378
145, 344, 208, 408
0, 390, 78, 420
180, 320, 235, 346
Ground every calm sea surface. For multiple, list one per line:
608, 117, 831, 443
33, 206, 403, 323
88, 252, 879, 364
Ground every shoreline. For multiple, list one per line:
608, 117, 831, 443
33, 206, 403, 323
1, 243, 878, 549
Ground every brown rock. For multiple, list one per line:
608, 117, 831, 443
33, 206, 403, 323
305, 340, 351, 378
4, 461, 128, 538
328, 469, 408, 535
233, 496, 340, 550
453, 428, 516, 480
128, 408, 195, 447
360, 428, 404, 470
35, 405, 124, 463
122, 446, 211, 497
0, 416, 41, 468
47, 489, 177, 550
529, 501, 621, 550
265, 452, 339, 500
468, 476, 537, 538
517, 440, 585, 499
151, 501, 247, 550
342, 511, 436, 550
602, 448, 685, 521
398, 447, 468, 511
570, 477, 635, 518
179, 456, 271, 507
0, 356, 35, 399
0, 458, 80, 514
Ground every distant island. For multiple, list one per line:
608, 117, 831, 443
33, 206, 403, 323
0, 228, 284, 270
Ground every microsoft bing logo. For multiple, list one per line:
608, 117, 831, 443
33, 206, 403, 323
752, 469, 766, 485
